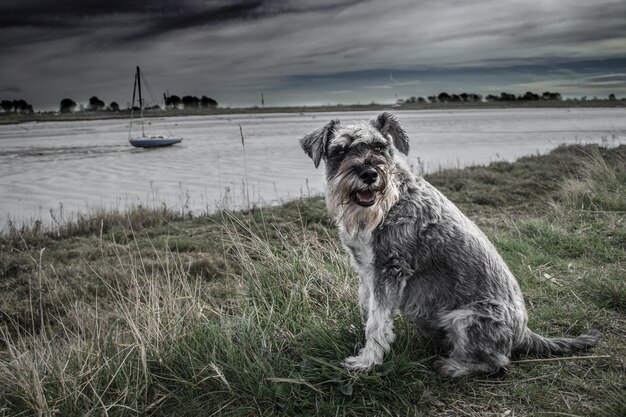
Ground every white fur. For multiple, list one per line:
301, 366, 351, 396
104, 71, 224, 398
340, 228, 398, 371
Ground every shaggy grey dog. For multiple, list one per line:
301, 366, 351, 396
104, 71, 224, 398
299, 112, 599, 377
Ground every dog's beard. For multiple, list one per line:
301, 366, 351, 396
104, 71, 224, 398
326, 164, 399, 235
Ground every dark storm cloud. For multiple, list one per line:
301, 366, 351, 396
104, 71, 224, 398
0, 1, 263, 49
1, 0, 625, 109
0, 0, 363, 44
1, 86, 22, 93
0, 1, 259, 28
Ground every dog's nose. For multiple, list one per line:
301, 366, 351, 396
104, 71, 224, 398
358, 167, 378, 184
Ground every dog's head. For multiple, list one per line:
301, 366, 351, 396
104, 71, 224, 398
300, 112, 410, 233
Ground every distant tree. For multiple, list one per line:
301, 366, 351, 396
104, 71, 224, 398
108, 101, 120, 111
1, 100, 14, 112
417, 97, 426, 103
499, 92, 516, 101
200, 95, 218, 108
165, 94, 182, 109
182, 95, 200, 109
18, 102, 33, 113
60, 98, 77, 113
1, 99, 34, 113
6, 99, 32, 113
88, 96, 105, 111
427, 95, 437, 103
13, 99, 29, 113
522, 91, 539, 101
437, 92, 451, 103
542, 91, 562, 101
450, 94, 461, 102
459, 92, 469, 102
469, 93, 482, 102
608, 93, 616, 101
485, 94, 499, 102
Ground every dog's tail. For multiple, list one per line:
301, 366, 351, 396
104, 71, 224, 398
513, 328, 600, 357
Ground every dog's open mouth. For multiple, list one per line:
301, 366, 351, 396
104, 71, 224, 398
354, 190, 377, 207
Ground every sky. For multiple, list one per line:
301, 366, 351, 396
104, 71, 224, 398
1, 0, 626, 110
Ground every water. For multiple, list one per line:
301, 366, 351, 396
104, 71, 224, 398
1, 108, 624, 227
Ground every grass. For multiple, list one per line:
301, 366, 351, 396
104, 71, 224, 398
1, 144, 624, 416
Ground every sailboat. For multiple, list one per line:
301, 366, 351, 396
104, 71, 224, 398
128, 66, 183, 148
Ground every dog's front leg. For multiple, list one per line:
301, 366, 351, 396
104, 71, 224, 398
344, 278, 402, 371
358, 271, 372, 322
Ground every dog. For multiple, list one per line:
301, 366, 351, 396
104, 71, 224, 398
299, 112, 599, 377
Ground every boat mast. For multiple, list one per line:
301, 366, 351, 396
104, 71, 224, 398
137, 66, 145, 137
128, 69, 138, 140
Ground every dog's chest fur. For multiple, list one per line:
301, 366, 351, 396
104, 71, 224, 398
340, 227, 375, 276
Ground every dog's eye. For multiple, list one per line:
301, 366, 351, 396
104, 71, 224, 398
373, 145, 384, 152
333, 148, 346, 157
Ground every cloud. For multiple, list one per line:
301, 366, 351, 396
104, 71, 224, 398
583, 73, 626, 85
1, 86, 22, 93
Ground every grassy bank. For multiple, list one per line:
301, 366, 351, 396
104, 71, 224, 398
1, 99, 624, 125
1, 144, 624, 416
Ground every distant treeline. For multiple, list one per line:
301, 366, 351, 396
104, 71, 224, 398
57, 97, 126, 114
0, 99, 34, 114
400, 91, 619, 104
163, 94, 217, 110
1, 91, 622, 115
57, 94, 219, 114
0, 94, 219, 115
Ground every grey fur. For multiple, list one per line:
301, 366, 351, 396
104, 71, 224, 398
371, 112, 410, 155
299, 113, 599, 377
300, 119, 339, 168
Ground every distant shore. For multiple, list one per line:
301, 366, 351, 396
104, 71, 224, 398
1, 99, 624, 125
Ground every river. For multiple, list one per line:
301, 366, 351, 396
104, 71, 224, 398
1, 107, 624, 227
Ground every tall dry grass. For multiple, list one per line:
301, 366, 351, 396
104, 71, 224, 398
557, 147, 626, 213
0, 231, 213, 415
3, 204, 181, 251
0, 213, 367, 415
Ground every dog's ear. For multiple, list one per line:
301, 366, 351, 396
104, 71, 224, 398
300, 119, 339, 168
372, 112, 409, 155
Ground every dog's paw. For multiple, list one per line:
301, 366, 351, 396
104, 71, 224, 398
343, 355, 375, 371
433, 358, 471, 378
343, 349, 383, 371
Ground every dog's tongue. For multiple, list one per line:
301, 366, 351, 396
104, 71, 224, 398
356, 190, 376, 204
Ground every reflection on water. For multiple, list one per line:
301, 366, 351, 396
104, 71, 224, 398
1, 108, 624, 228
0, 144, 132, 160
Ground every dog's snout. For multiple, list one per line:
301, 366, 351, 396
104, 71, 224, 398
358, 166, 378, 184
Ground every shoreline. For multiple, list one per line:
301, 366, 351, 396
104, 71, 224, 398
3, 141, 623, 233
1, 99, 624, 125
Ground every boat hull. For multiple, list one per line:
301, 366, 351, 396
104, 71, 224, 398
129, 137, 183, 148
